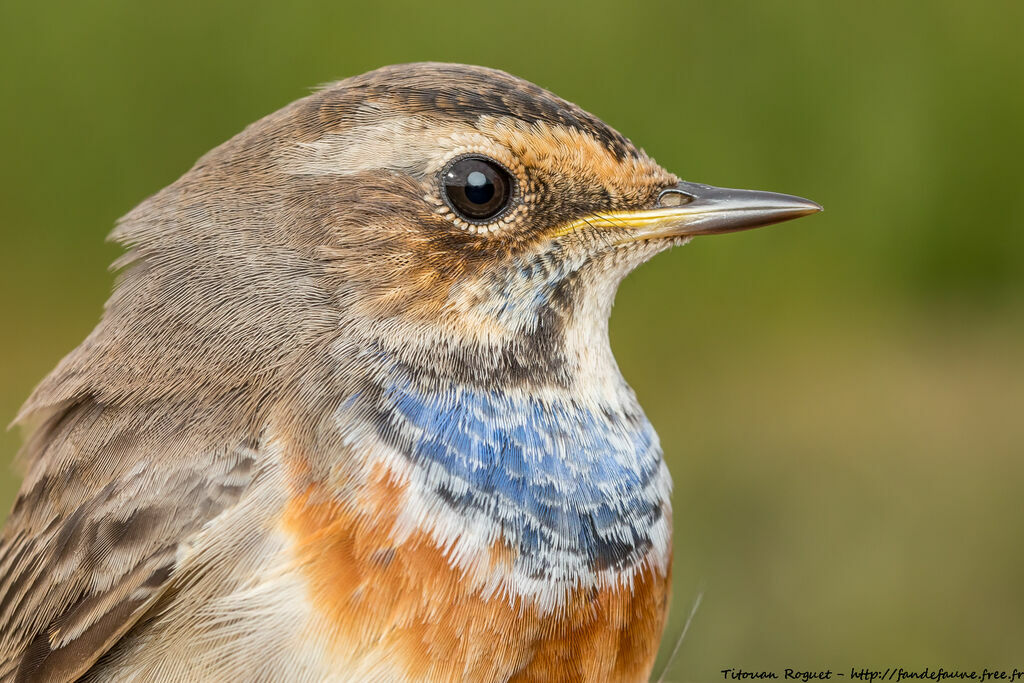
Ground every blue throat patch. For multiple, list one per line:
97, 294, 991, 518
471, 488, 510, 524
366, 368, 665, 574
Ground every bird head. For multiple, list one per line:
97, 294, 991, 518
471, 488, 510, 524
270, 63, 820, 387
21, 63, 819, 423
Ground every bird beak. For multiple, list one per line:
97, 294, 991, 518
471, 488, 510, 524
555, 181, 821, 241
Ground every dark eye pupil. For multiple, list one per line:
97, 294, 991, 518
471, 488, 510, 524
442, 156, 512, 222
464, 171, 493, 204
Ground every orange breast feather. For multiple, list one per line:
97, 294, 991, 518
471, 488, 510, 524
283, 464, 670, 682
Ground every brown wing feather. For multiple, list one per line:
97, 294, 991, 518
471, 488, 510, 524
0, 397, 259, 683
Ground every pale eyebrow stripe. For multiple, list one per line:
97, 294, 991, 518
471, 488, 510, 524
277, 116, 446, 177
275, 114, 642, 189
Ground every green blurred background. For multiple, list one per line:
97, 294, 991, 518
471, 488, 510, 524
1, 0, 1022, 679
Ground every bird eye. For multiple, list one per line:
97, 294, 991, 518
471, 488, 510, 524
442, 156, 513, 222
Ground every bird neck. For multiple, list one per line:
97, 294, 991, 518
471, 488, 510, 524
325, 249, 672, 599
342, 347, 671, 600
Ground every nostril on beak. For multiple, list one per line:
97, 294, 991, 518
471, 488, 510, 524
656, 187, 695, 208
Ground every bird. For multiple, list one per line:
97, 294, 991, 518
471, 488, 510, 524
0, 63, 820, 682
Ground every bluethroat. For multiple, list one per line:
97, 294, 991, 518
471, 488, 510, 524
0, 63, 820, 682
